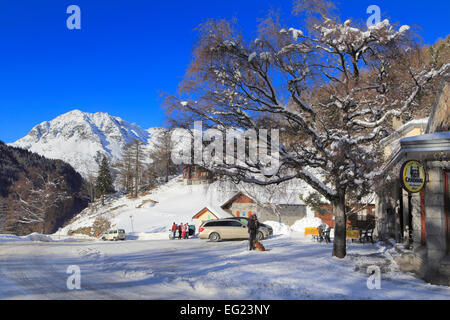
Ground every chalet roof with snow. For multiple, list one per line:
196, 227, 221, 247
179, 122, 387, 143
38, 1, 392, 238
192, 206, 233, 220
220, 192, 257, 209
220, 191, 305, 208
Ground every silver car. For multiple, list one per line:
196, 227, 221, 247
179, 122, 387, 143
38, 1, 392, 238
198, 219, 269, 242
101, 229, 126, 241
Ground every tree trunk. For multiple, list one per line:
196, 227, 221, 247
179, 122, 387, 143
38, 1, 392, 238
165, 160, 169, 183
332, 192, 347, 259
135, 144, 140, 197
394, 201, 401, 243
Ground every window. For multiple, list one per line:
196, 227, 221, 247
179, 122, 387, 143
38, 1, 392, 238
357, 212, 367, 221
204, 221, 217, 227
240, 219, 249, 225
228, 221, 243, 227
215, 221, 228, 227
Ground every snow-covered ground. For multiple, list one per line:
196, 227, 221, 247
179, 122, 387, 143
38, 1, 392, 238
1, 235, 450, 300
0, 233, 94, 243
2, 177, 449, 299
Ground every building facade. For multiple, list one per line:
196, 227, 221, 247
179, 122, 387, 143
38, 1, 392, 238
220, 192, 307, 226
314, 204, 375, 229
375, 80, 450, 285
182, 165, 214, 185
192, 206, 233, 228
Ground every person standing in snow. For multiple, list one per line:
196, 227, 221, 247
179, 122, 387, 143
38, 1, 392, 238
171, 223, 177, 240
178, 223, 182, 239
185, 223, 190, 239
181, 223, 186, 239
248, 215, 260, 251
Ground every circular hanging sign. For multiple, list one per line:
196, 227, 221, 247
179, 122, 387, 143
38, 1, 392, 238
400, 160, 426, 193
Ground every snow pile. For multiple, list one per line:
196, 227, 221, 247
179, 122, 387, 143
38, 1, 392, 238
0, 233, 54, 242
263, 216, 327, 237
27, 233, 54, 242
290, 217, 326, 234
263, 221, 291, 235
126, 232, 169, 241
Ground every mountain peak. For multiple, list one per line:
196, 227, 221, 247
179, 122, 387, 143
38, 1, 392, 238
11, 110, 152, 178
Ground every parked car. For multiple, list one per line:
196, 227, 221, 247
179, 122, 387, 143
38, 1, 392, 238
188, 225, 196, 236
224, 217, 273, 237
198, 219, 269, 242
101, 229, 126, 241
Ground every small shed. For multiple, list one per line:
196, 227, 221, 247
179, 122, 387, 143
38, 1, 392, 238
183, 165, 214, 185
192, 206, 232, 227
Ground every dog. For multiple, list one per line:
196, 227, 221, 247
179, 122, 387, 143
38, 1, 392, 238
253, 239, 270, 252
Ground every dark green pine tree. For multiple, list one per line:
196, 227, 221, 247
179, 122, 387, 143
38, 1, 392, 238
95, 156, 115, 205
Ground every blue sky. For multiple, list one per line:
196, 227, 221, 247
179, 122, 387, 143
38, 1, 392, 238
0, 0, 449, 143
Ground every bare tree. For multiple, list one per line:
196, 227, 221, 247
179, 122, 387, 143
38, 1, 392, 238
0, 200, 8, 233
165, 1, 449, 258
236, 181, 297, 223
149, 129, 180, 183
115, 140, 148, 197
114, 144, 135, 194
84, 171, 97, 203
12, 174, 71, 234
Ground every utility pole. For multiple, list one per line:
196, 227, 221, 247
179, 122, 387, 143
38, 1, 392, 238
129, 215, 134, 233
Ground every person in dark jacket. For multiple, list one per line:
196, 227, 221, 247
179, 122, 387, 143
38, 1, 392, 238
248, 214, 260, 251
178, 224, 182, 239
184, 223, 190, 239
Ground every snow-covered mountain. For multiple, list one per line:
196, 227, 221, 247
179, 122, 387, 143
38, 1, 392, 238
11, 110, 162, 178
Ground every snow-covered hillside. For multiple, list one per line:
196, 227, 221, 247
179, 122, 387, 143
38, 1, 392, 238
11, 110, 164, 178
57, 177, 238, 238
56, 176, 319, 240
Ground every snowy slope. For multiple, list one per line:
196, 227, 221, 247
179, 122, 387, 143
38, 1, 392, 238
57, 177, 238, 238
10, 110, 161, 178
57, 176, 320, 239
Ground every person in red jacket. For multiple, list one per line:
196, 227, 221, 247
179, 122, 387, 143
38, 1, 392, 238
181, 224, 186, 239
171, 223, 177, 240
